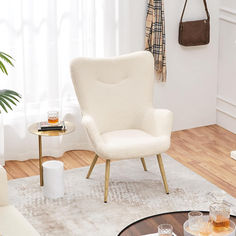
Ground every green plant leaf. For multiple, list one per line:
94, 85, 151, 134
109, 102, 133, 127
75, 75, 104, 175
0, 97, 13, 111
0, 100, 8, 113
0, 52, 20, 113
5, 94, 20, 102
0, 52, 14, 60
1, 94, 17, 106
0, 61, 8, 75
0, 89, 21, 113
0, 52, 14, 67
1, 89, 21, 98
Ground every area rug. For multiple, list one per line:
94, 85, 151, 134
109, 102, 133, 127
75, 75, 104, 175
8, 154, 236, 236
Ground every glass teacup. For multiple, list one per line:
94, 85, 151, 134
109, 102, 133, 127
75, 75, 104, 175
209, 202, 230, 232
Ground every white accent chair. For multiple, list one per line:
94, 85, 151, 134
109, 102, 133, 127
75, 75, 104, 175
0, 166, 39, 236
71, 51, 173, 203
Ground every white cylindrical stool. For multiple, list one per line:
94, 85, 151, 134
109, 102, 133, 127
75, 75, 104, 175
42, 160, 64, 199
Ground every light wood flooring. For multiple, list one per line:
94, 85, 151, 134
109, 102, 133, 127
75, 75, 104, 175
4, 124, 236, 197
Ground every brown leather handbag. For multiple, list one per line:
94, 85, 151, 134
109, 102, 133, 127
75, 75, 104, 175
179, 0, 210, 46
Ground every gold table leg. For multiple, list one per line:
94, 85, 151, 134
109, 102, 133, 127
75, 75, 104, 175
157, 154, 169, 194
104, 160, 110, 203
140, 157, 147, 171
38, 135, 43, 186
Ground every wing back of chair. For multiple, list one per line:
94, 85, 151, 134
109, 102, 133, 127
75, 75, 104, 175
71, 51, 154, 133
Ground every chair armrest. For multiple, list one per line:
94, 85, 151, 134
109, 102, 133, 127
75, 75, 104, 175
0, 165, 9, 206
81, 115, 104, 151
141, 108, 173, 137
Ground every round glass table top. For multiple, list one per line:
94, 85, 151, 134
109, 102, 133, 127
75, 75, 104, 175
28, 121, 75, 136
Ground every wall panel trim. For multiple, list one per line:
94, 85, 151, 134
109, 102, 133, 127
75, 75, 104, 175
220, 7, 236, 16
219, 16, 236, 25
217, 96, 236, 107
216, 108, 236, 120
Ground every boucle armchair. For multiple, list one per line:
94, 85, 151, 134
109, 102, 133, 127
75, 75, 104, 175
71, 51, 173, 202
0, 166, 39, 236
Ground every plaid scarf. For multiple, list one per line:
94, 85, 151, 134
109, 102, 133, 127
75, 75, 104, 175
145, 0, 166, 82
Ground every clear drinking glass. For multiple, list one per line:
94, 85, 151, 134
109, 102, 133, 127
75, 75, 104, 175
158, 224, 173, 236
209, 202, 230, 232
48, 111, 59, 124
188, 211, 203, 231
198, 216, 213, 236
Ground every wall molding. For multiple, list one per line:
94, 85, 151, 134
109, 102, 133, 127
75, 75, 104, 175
220, 7, 236, 16
217, 96, 236, 107
216, 107, 236, 119
219, 16, 236, 25
218, 7, 236, 133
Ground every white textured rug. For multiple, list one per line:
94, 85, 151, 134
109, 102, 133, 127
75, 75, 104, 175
8, 154, 236, 236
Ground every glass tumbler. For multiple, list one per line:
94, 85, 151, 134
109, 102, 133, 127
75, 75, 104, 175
158, 224, 173, 236
188, 211, 203, 232
48, 111, 59, 124
209, 202, 230, 232
198, 216, 213, 236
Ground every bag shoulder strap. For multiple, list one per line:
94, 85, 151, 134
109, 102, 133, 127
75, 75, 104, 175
180, 0, 210, 23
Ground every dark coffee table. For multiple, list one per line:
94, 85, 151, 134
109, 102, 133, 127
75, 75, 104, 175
118, 211, 236, 236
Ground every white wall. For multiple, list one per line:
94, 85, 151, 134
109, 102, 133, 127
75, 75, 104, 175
0, 0, 223, 163
118, 0, 219, 131
216, 0, 236, 134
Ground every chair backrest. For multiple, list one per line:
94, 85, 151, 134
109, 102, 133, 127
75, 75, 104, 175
70, 51, 154, 133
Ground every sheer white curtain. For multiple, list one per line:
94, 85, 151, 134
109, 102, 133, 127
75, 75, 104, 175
0, 0, 146, 164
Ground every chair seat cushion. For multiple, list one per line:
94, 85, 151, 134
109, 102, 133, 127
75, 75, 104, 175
99, 129, 170, 159
0, 205, 39, 236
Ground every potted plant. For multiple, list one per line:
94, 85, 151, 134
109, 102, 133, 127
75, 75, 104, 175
0, 52, 21, 113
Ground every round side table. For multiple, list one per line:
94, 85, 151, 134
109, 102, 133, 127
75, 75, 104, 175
28, 121, 75, 186
118, 211, 236, 236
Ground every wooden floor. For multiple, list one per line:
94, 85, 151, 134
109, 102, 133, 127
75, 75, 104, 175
4, 124, 236, 197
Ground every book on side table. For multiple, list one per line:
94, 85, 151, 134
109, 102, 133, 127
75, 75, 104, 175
38, 121, 66, 131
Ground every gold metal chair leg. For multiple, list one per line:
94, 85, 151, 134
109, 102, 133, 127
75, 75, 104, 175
86, 154, 98, 179
104, 159, 110, 203
157, 154, 169, 194
140, 157, 147, 171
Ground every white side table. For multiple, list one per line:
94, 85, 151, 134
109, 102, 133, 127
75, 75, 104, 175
42, 160, 64, 199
